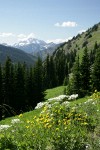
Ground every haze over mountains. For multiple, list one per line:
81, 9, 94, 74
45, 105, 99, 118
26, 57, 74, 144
0, 38, 61, 64
13, 38, 60, 59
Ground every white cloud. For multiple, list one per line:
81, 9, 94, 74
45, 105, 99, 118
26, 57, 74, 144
47, 37, 72, 44
0, 32, 36, 45
17, 33, 36, 42
17, 34, 26, 38
78, 29, 86, 34
55, 21, 77, 27
0, 32, 15, 37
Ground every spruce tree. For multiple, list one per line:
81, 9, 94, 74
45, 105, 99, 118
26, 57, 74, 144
33, 57, 45, 108
72, 56, 81, 95
49, 56, 57, 88
67, 56, 81, 96
25, 67, 34, 109
3, 57, 12, 105
14, 63, 26, 112
43, 55, 51, 89
80, 47, 90, 96
92, 47, 100, 91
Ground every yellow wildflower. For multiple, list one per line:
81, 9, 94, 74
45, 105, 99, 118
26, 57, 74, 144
56, 128, 59, 131
27, 120, 30, 123
18, 114, 23, 117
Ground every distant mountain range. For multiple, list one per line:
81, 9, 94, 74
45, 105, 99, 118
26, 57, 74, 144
0, 44, 37, 65
13, 38, 60, 60
0, 38, 60, 65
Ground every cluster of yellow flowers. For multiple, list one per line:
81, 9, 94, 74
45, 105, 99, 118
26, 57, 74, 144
22, 104, 89, 133
91, 90, 100, 100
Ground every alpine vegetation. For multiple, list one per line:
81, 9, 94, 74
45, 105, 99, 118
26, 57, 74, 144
0, 91, 100, 149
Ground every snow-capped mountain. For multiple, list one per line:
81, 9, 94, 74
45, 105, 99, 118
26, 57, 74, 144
13, 38, 57, 55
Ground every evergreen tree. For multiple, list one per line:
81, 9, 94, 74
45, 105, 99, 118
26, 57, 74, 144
72, 56, 81, 95
43, 55, 51, 88
14, 63, 26, 112
43, 55, 57, 89
63, 76, 68, 86
80, 47, 90, 96
25, 67, 34, 109
67, 56, 81, 96
49, 56, 57, 88
3, 57, 12, 105
92, 47, 100, 91
89, 42, 98, 65
33, 57, 45, 108
55, 51, 66, 85
63, 62, 69, 85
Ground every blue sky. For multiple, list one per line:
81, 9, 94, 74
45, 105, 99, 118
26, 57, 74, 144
0, 0, 100, 44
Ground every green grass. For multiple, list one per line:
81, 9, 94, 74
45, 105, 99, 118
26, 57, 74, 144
0, 109, 40, 125
45, 85, 66, 100
62, 23, 100, 62
0, 89, 100, 149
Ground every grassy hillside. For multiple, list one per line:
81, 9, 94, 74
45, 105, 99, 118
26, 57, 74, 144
54, 22, 100, 60
0, 89, 100, 149
45, 86, 66, 99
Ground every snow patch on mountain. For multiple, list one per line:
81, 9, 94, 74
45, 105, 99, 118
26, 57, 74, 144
13, 38, 57, 54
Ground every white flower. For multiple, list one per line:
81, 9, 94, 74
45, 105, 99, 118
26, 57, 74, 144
53, 102, 60, 105
35, 102, 45, 109
68, 94, 78, 100
11, 118, 20, 124
0, 125, 11, 131
48, 95, 68, 102
62, 101, 70, 105
92, 102, 95, 105
84, 99, 93, 104
46, 104, 52, 108
85, 144, 90, 150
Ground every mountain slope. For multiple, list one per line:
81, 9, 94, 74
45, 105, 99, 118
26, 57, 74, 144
53, 22, 100, 60
0, 44, 37, 65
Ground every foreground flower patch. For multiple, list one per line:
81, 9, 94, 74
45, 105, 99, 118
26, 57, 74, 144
0, 92, 100, 150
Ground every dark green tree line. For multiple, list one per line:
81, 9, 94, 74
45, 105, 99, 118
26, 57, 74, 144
0, 57, 45, 120
67, 43, 100, 97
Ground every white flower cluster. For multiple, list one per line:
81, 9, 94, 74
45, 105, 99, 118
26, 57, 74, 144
62, 101, 70, 105
11, 118, 20, 124
0, 125, 11, 131
35, 102, 46, 109
68, 94, 78, 100
35, 94, 79, 110
48, 95, 68, 102
84, 99, 93, 104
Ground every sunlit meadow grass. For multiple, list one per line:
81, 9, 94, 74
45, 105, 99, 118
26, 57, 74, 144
0, 91, 100, 150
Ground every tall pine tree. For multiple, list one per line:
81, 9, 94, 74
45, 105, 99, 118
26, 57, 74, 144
67, 56, 81, 96
33, 57, 45, 108
80, 47, 90, 96
72, 56, 81, 95
92, 46, 100, 91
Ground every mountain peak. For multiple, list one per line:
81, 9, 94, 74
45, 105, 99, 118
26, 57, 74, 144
13, 38, 57, 55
